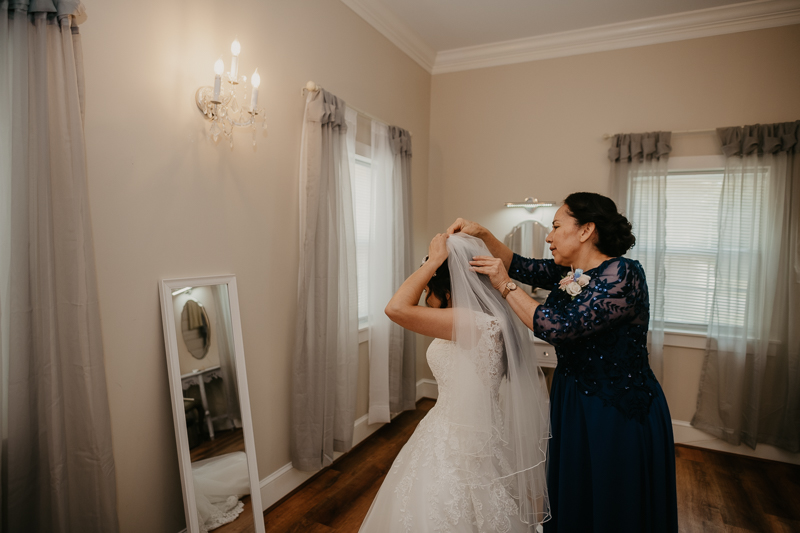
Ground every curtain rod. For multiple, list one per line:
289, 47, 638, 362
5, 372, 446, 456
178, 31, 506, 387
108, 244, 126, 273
601, 128, 715, 140
301, 81, 412, 137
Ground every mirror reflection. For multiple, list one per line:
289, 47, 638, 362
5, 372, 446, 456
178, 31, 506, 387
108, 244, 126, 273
504, 206, 557, 303
182, 299, 211, 360
171, 284, 252, 532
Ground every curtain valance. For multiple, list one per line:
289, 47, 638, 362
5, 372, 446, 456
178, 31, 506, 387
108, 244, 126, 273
718, 120, 799, 156
307, 89, 348, 130
6, 0, 82, 14
389, 126, 411, 157
608, 131, 672, 162
4, 0, 86, 25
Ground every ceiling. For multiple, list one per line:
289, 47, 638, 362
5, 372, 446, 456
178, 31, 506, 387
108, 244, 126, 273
340, 0, 800, 73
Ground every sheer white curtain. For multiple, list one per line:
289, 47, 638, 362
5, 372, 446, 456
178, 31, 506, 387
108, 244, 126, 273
291, 89, 359, 471
367, 122, 396, 424
692, 122, 799, 452
0, 2, 119, 531
366, 122, 415, 424
609, 132, 671, 382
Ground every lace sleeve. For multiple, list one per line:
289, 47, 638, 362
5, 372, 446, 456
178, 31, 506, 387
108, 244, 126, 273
532, 258, 647, 345
508, 254, 566, 290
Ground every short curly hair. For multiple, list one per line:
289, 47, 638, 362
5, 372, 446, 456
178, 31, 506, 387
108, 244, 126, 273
563, 192, 635, 257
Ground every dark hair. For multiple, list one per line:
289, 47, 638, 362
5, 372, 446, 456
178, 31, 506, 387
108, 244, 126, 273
563, 192, 635, 256
426, 259, 451, 308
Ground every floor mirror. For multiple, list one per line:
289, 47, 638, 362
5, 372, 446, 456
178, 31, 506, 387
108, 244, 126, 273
159, 275, 265, 533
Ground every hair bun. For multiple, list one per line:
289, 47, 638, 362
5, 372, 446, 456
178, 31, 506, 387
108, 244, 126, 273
563, 192, 636, 256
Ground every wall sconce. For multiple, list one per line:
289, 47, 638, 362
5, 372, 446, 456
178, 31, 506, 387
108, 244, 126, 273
171, 287, 193, 296
195, 38, 267, 147
504, 197, 556, 212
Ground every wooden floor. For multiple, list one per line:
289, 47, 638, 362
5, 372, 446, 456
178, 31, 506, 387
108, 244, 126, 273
676, 446, 800, 532
191, 427, 245, 462
220, 398, 800, 532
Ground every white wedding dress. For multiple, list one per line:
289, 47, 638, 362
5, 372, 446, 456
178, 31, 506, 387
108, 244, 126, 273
359, 314, 538, 533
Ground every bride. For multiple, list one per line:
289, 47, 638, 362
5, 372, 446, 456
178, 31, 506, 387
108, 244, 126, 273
359, 233, 551, 532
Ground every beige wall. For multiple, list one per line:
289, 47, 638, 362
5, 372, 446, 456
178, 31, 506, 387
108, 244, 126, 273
81, 1, 430, 531
428, 25, 800, 413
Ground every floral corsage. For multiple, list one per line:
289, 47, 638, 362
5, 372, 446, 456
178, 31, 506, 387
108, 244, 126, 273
559, 268, 591, 299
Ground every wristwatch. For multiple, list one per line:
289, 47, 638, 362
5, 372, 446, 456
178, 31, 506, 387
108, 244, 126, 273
501, 281, 517, 299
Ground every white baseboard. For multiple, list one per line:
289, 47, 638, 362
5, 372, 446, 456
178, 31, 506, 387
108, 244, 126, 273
416, 378, 438, 401
671, 419, 800, 465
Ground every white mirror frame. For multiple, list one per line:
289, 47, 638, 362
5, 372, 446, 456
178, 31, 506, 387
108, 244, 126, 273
159, 275, 265, 533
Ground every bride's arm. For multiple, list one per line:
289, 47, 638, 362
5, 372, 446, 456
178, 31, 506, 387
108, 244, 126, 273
385, 234, 454, 340
447, 218, 513, 270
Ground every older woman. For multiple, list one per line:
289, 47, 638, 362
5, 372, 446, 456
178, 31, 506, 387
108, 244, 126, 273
449, 192, 678, 533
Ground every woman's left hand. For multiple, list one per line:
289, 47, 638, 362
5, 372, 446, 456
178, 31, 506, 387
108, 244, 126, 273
469, 255, 510, 291
427, 233, 449, 265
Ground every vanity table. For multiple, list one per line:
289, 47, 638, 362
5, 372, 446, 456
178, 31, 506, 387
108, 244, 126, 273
534, 338, 556, 368
533, 337, 557, 392
181, 366, 224, 440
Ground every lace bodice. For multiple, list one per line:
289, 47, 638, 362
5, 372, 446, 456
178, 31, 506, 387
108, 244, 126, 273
428, 313, 505, 402
510, 254, 657, 422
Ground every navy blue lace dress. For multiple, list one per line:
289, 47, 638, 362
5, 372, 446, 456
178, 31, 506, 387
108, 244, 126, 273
510, 255, 678, 533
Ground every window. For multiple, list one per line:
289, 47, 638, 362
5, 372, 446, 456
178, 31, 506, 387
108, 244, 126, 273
353, 155, 372, 325
660, 169, 724, 329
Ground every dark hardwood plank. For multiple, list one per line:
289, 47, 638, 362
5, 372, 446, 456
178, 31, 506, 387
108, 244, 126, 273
191, 427, 246, 462
676, 448, 727, 532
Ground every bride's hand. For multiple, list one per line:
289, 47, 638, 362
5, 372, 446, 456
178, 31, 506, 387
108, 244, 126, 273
447, 218, 486, 238
427, 233, 449, 265
469, 255, 510, 291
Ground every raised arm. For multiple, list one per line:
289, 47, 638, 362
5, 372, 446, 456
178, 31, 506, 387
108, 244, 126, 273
385, 233, 454, 340
533, 259, 647, 346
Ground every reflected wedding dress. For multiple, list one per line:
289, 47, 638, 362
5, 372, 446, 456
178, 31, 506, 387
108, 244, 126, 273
192, 451, 250, 533
359, 234, 550, 533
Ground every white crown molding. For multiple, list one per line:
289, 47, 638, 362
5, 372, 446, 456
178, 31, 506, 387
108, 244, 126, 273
340, 0, 436, 73
433, 0, 800, 74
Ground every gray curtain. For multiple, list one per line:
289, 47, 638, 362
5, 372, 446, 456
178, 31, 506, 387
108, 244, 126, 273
0, 1, 119, 532
388, 126, 416, 414
692, 121, 799, 452
608, 132, 671, 382
212, 284, 241, 429
291, 89, 359, 471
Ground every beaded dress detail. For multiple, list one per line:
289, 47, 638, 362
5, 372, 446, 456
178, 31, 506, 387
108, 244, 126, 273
511, 255, 657, 422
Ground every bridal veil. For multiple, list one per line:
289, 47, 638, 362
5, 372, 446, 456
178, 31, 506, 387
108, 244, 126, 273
446, 233, 551, 526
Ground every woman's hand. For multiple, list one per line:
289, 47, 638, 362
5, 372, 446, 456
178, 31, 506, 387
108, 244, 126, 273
448, 218, 514, 271
469, 255, 510, 291
428, 233, 449, 265
447, 218, 486, 238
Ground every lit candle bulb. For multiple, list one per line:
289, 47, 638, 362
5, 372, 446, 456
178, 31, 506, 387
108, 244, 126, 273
250, 69, 260, 111
230, 39, 241, 80
213, 58, 224, 101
